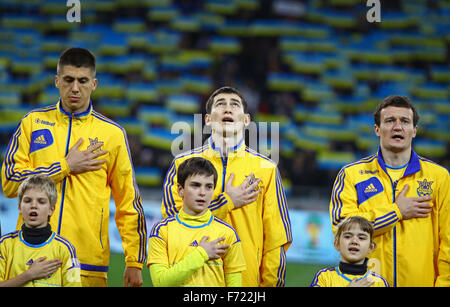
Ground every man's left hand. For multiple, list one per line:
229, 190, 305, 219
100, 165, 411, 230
123, 267, 143, 287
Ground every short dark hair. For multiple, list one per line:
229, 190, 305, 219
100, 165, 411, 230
373, 95, 419, 127
57, 47, 96, 76
177, 157, 218, 188
205, 86, 248, 114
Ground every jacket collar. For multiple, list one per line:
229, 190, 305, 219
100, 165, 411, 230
377, 146, 421, 177
57, 98, 93, 119
207, 136, 246, 158
176, 208, 213, 228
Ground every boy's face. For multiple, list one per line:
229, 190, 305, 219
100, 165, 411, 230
177, 174, 215, 216
205, 92, 250, 137
334, 223, 375, 264
18, 188, 55, 228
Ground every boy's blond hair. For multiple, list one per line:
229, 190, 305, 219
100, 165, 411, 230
335, 216, 374, 243
18, 175, 58, 207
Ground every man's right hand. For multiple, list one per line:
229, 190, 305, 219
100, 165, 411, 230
225, 172, 261, 209
65, 138, 108, 174
395, 184, 432, 220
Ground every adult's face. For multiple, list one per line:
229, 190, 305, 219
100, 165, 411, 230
374, 106, 417, 154
55, 65, 97, 114
204, 92, 250, 138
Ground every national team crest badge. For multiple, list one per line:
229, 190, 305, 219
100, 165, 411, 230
245, 173, 260, 193
87, 137, 104, 153
417, 179, 433, 197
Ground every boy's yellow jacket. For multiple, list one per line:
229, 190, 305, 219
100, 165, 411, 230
330, 148, 450, 287
161, 137, 292, 287
1, 101, 147, 278
0, 230, 82, 287
310, 267, 389, 287
148, 208, 246, 287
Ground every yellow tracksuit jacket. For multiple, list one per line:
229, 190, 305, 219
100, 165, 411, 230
330, 148, 450, 287
1, 101, 147, 278
161, 137, 292, 287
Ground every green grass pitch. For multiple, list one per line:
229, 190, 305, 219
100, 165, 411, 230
107, 253, 330, 287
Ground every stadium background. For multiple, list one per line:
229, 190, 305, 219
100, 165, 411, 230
0, 0, 448, 286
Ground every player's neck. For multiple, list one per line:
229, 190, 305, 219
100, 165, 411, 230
380, 146, 411, 168
21, 224, 52, 245
211, 131, 244, 155
339, 258, 368, 275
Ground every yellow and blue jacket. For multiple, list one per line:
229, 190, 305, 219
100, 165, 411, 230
310, 264, 389, 287
1, 101, 147, 278
148, 208, 246, 287
330, 148, 450, 287
161, 137, 292, 287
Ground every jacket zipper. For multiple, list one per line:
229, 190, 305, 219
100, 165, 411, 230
221, 156, 228, 193
384, 168, 398, 287
99, 208, 104, 249
392, 179, 398, 287
57, 114, 72, 234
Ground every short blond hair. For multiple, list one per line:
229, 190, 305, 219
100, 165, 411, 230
18, 175, 58, 207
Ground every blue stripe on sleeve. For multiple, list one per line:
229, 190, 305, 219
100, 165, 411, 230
331, 154, 378, 226
276, 247, 286, 287
4, 124, 22, 180
275, 169, 292, 243
331, 169, 346, 226
208, 194, 227, 211
4, 106, 58, 182
162, 161, 177, 217
373, 211, 398, 230
213, 217, 241, 244
55, 235, 80, 270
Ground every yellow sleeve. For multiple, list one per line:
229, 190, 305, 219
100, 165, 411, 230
55, 235, 81, 287
260, 167, 292, 287
225, 272, 241, 287
61, 253, 81, 287
0, 242, 6, 282
1, 117, 70, 198
329, 166, 402, 237
260, 246, 286, 287
371, 279, 389, 287
223, 240, 246, 275
149, 247, 209, 287
208, 192, 235, 220
110, 129, 147, 269
435, 170, 450, 287
310, 269, 327, 287
262, 167, 292, 252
